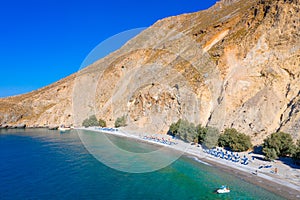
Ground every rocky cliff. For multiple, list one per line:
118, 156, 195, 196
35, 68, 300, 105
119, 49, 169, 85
1, 0, 299, 145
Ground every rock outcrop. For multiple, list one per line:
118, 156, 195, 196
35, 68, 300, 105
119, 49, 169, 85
0, 0, 299, 145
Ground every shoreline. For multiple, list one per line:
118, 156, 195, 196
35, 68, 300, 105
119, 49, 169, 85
190, 154, 300, 200
77, 127, 300, 199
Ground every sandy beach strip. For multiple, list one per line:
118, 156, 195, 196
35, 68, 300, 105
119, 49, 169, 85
77, 127, 300, 199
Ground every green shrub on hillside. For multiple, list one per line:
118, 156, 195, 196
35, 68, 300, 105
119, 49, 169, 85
169, 120, 219, 146
218, 128, 252, 152
293, 140, 300, 162
202, 127, 220, 149
263, 147, 278, 161
196, 125, 208, 144
82, 115, 99, 127
98, 118, 106, 127
169, 119, 197, 142
262, 132, 295, 161
115, 115, 127, 128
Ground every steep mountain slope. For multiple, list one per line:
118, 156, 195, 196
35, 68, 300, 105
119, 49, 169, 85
1, 0, 299, 144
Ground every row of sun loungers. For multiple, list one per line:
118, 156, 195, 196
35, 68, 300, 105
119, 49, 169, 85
97, 127, 119, 132
258, 165, 272, 169
142, 136, 177, 146
96, 127, 177, 146
204, 148, 249, 165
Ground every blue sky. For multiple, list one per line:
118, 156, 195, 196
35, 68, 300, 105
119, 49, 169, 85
0, 0, 217, 97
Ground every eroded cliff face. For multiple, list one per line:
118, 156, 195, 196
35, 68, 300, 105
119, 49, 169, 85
1, 0, 299, 145
0, 75, 75, 128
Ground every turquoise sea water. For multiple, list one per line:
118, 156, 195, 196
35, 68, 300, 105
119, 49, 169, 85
0, 129, 284, 200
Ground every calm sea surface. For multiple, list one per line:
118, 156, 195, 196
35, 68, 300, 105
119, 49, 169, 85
0, 129, 283, 200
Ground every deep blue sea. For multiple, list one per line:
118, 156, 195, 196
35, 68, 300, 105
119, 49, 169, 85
0, 129, 284, 200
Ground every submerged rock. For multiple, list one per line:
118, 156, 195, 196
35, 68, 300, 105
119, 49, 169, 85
16, 124, 26, 129
0, 124, 8, 129
48, 125, 59, 130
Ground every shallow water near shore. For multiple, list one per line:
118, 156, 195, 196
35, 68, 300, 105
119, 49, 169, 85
0, 129, 284, 200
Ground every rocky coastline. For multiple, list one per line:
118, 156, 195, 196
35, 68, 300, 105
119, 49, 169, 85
0, 123, 60, 130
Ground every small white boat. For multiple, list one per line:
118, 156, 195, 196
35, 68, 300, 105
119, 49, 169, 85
58, 127, 71, 132
217, 185, 230, 194
58, 125, 71, 132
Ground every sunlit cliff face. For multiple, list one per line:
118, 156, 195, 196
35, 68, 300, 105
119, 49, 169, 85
1, 0, 299, 145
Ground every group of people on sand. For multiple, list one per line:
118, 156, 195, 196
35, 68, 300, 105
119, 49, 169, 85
204, 148, 249, 165
142, 135, 177, 145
